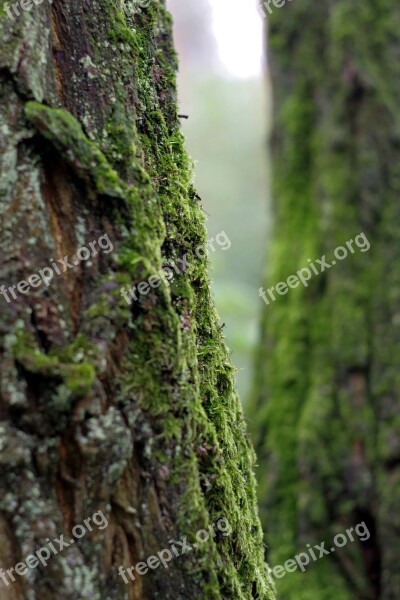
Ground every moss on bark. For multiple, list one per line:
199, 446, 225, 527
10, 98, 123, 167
0, 1, 274, 598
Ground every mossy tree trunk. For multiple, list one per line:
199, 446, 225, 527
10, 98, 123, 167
250, 1, 400, 599
0, 2, 274, 599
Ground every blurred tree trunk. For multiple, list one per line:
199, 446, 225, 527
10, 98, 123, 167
0, 2, 274, 599
250, 1, 400, 599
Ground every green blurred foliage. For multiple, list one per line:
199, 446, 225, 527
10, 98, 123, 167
178, 76, 270, 400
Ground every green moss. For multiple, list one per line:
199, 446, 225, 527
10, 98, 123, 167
98, 5, 275, 594
13, 331, 97, 400
24, 101, 126, 197
63, 363, 96, 394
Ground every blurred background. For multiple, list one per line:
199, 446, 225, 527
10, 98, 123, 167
167, 0, 270, 400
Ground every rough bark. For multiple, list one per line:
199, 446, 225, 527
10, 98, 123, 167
250, 1, 400, 599
0, 2, 274, 599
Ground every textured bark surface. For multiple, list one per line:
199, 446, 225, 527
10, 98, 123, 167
250, 1, 400, 599
0, 2, 275, 599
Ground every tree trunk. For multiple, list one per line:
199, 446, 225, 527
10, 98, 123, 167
0, 2, 274, 599
250, 1, 400, 599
